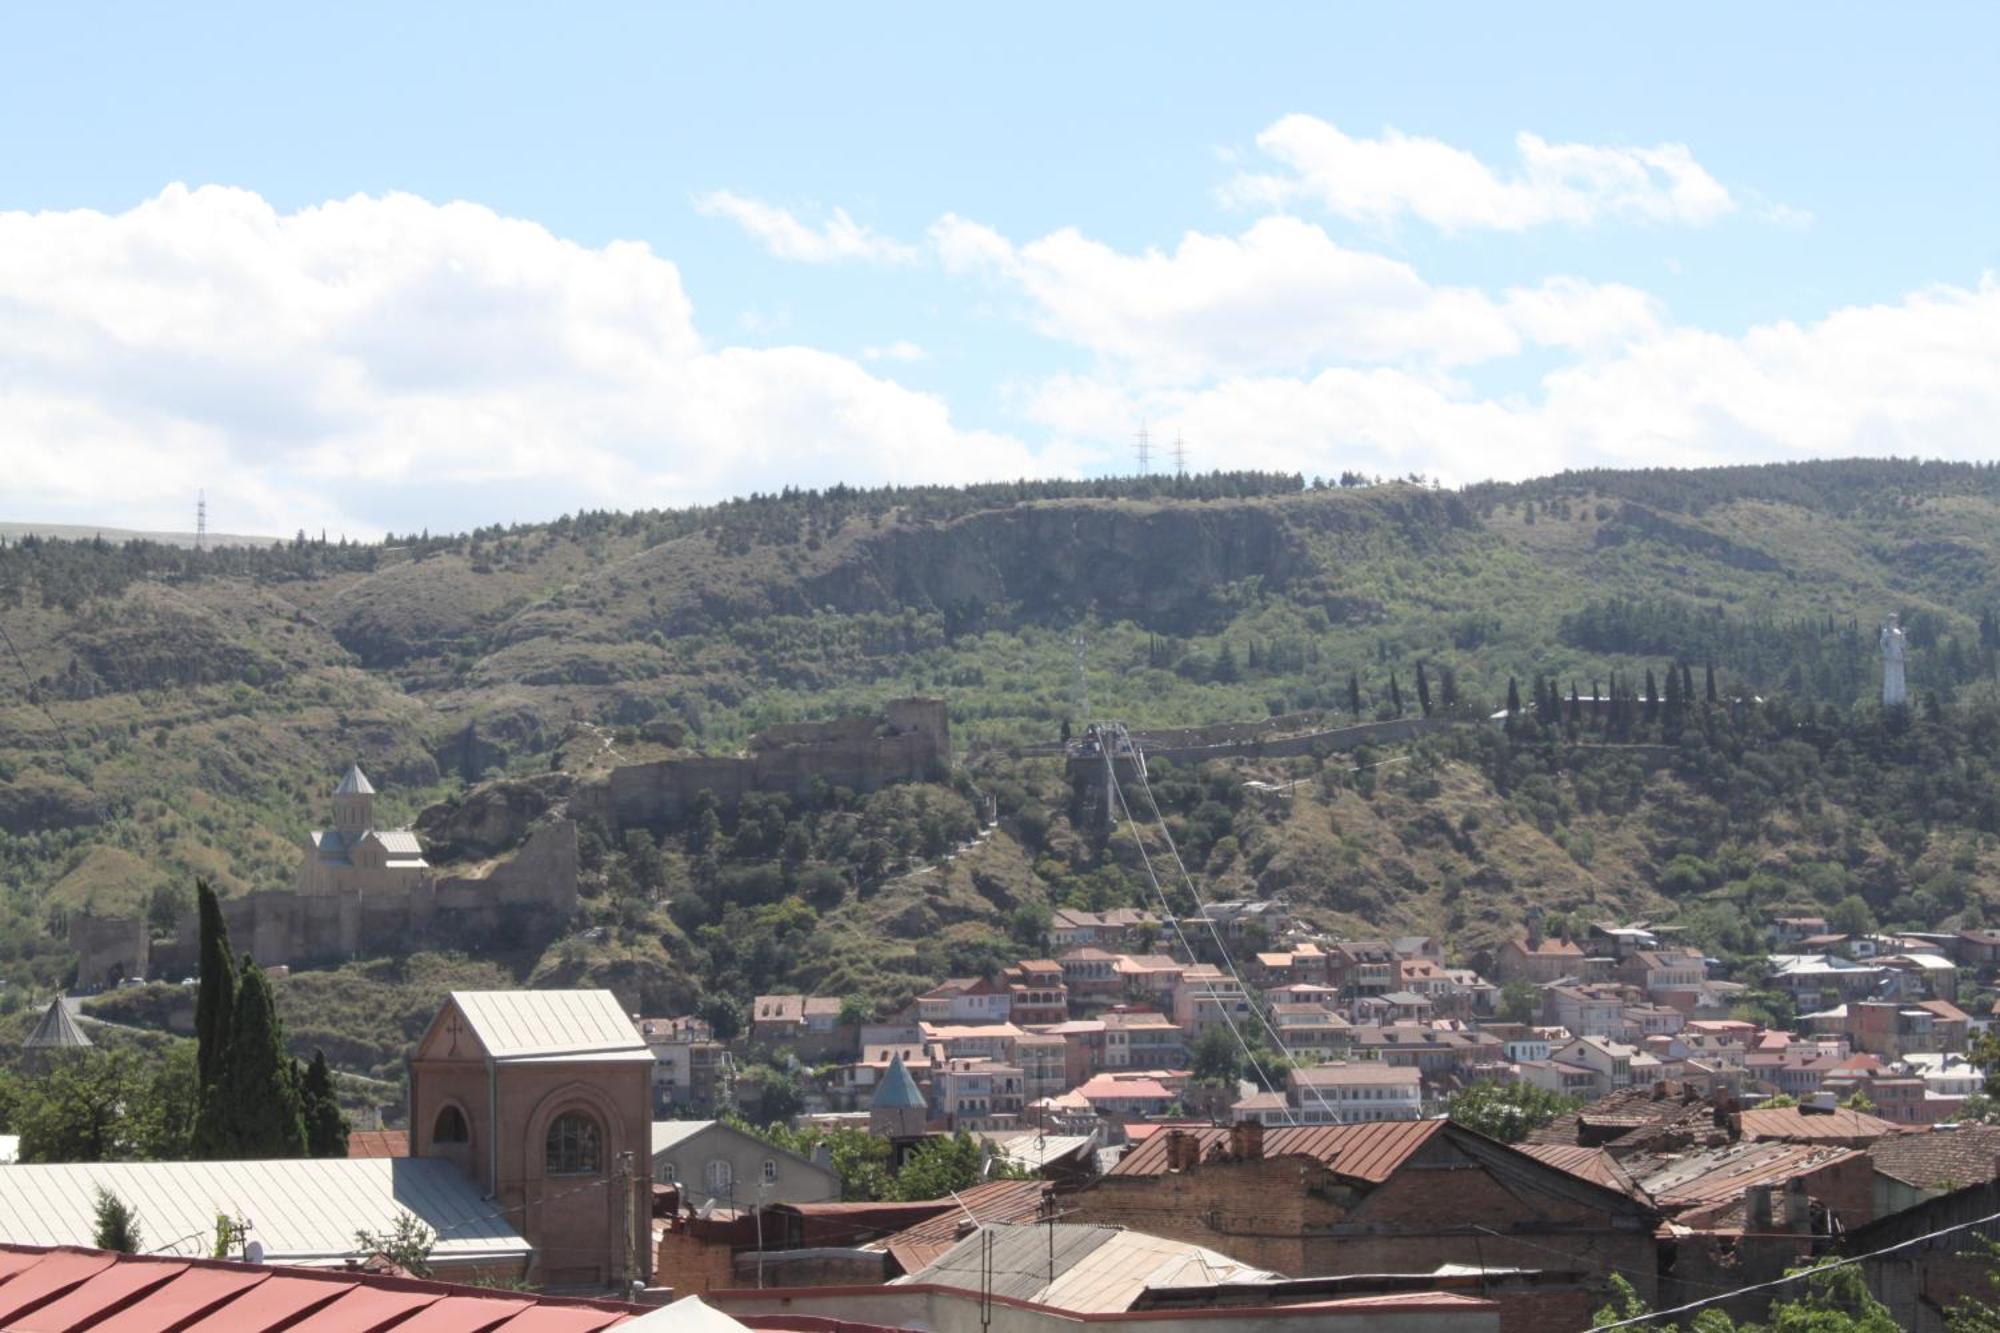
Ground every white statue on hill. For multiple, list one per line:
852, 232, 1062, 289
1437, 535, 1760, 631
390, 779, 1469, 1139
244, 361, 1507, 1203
1881, 613, 1908, 709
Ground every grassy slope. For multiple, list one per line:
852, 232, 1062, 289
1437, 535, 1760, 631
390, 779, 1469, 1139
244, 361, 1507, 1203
2, 462, 1999, 1051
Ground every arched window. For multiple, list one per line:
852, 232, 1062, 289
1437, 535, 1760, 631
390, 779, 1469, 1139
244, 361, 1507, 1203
762, 1158, 778, 1184
705, 1158, 733, 1197
545, 1112, 602, 1176
432, 1105, 470, 1145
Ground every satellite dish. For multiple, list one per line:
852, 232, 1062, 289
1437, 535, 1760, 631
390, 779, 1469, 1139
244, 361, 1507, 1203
244, 1239, 266, 1265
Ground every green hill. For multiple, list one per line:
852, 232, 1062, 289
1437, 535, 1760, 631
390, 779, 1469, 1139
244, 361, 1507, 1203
4, 458, 2000, 1051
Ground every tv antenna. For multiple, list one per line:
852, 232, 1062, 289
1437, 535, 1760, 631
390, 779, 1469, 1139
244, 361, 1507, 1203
1134, 420, 1151, 476
195, 491, 207, 552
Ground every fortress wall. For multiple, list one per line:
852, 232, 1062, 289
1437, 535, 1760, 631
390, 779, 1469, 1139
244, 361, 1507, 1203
607, 699, 951, 834
78, 818, 583, 981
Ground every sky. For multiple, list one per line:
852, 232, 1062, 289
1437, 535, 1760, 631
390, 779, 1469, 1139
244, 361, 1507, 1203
2, 4, 1996, 538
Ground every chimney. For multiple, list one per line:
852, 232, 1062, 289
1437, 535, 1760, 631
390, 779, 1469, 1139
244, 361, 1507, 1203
1164, 1129, 1199, 1173
1784, 1179, 1811, 1233
1230, 1119, 1265, 1162
1746, 1184, 1774, 1232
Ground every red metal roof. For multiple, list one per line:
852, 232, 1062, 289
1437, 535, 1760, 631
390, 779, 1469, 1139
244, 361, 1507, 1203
89, 1265, 272, 1332
1109, 1120, 1443, 1185
0, 1249, 116, 1323
394, 1294, 533, 1330
282, 1284, 445, 1329
0, 1245, 658, 1331
347, 1129, 413, 1159
18, 1257, 188, 1328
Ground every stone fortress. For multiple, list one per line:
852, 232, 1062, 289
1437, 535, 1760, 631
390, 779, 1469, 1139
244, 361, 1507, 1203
72, 764, 582, 987
69, 699, 953, 986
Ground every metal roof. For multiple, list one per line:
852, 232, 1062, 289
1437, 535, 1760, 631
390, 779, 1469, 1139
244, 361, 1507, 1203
0, 1159, 530, 1265
882, 1179, 1051, 1274
872, 1053, 927, 1110
449, 990, 651, 1062
898, 1223, 1278, 1313
1639, 1141, 1859, 1210
335, 764, 376, 796
1109, 1120, 1443, 1184
0, 1244, 678, 1331
24, 997, 92, 1050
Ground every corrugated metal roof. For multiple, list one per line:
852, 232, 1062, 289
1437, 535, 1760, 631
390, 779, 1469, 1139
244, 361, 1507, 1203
1109, 1119, 1443, 1184
0, 1158, 531, 1265
451, 990, 650, 1062
0, 1245, 680, 1331
346, 1129, 411, 1159
652, 1120, 719, 1155
1639, 1142, 1859, 1210
899, 1223, 1279, 1313
1515, 1143, 1646, 1199
882, 1179, 1051, 1274
1737, 1107, 1904, 1143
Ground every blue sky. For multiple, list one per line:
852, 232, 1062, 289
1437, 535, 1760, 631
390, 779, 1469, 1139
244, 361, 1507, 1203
3, 4, 1996, 536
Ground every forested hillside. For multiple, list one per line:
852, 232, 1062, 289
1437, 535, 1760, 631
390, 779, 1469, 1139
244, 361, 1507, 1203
5, 457, 2000, 1061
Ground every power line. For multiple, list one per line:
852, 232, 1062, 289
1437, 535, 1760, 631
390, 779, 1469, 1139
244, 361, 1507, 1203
1590, 1205, 2000, 1330
1134, 421, 1152, 476
1172, 432, 1188, 477
1102, 740, 1290, 1120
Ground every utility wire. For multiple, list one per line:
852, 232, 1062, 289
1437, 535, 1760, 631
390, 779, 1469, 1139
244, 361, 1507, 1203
1589, 1205, 2000, 1330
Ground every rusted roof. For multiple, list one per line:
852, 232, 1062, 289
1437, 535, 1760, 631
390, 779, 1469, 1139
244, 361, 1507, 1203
0, 1245, 662, 1330
1737, 1107, 1905, 1145
1869, 1124, 2000, 1190
345, 1129, 410, 1159
1109, 1120, 1444, 1185
881, 1179, 1052, 1275
1639, 1142, 1859, 1211
1515, 1143, 1647, 1200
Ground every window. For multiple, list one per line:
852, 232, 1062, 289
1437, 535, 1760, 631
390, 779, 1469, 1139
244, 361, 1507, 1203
706, 1158, 733, 1197
763, 1158, 779, 1184
545, 1112, 602, 1176
432, 1105, 469, 1145
663, 1161, 678, 1183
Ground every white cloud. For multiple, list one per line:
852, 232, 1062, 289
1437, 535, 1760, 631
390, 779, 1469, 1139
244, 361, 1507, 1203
1024, 276, 2000, 483
862, 341, 927, 362
693, 189, 915, 264
0, 185, 1054, 535
1228, 115, 1737, 230
932, 212, 1667, 377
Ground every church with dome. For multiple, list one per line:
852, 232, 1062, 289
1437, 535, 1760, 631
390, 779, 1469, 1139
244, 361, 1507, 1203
295, 764, 431, 896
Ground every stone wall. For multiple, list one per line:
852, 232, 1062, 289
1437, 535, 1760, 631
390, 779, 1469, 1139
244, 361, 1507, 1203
605, 698, 950, 833
80, 820, 581, 981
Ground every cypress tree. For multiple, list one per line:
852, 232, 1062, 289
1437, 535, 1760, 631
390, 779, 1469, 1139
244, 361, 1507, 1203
217, 963, 306, 1158
1347, 672, 1362, 717
1705, 663, 1719, 705
1438, 665, 1459, 712
1504, 677, 1522, 729
302, 1050, 350, 1158
1643, 669, 1660, 726
193, 880, 236, 1093
1415, 663, 1432, 716
1389, 673, 1403, 717
1680, 661, 1695, 704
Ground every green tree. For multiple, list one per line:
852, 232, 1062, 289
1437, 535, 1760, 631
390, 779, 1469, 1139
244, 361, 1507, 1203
354, 1211, 436, 1278
302, 1050, 350, 1158
193, 879, 237, 1095
1190, 1024, 1242, 1084
1415, 662, 1433, 716
887, 1131, 984, 1202
1499, 977, 1539, 1025
91, 1187, 142, 1253
212, 962, 306, 1158
16, 1052, 133, 1163
1447, 1082, 1582, 1144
